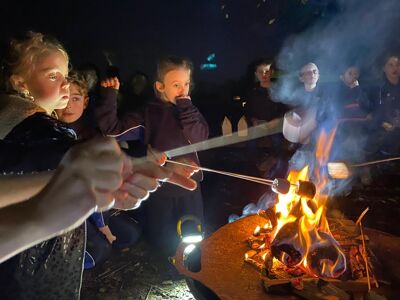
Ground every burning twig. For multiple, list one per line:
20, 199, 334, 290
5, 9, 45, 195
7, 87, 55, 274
355, 207, 371, 291
244, 253, 268, 276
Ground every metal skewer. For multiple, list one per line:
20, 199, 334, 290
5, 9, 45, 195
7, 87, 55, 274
165, 160, 316, 198
328, 156, 400, 179
165, 159, 275, 186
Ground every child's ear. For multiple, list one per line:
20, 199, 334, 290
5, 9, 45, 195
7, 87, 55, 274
155, 81, 164, 93
83, 96, 89, 109
9, 75, 28, 92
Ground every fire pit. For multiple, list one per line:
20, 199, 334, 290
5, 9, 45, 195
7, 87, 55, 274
174, 127, 400, 299
174, 212, 400, 300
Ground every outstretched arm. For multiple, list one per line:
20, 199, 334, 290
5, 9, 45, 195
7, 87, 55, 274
0, 137, 197, 262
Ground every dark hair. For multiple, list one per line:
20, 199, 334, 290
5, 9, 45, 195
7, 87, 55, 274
68, 70, 89, 96
382, 53, 400, 66
253, 58, 276, 73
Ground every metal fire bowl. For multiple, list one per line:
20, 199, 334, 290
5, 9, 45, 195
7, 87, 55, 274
174, 215, 400, 300
174, 215, 293, 300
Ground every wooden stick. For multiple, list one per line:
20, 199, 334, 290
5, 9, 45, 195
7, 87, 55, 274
355, 208, 371, 291
165, 118, 283, 158
359, 221, 371, 291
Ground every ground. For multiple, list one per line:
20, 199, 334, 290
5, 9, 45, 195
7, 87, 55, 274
81, 141, 400, 299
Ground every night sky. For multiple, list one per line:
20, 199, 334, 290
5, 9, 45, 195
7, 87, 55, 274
1, 1, 336, 83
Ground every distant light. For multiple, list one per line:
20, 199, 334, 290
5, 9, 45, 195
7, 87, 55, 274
200, 63, 217, 71
225, 13, 229, 19
207, 53, 216, 62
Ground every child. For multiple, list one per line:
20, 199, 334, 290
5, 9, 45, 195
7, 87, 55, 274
245, 59, 287, 126
95, 56, 209, 255
0, 32, 196, 299
56, 71, 142, 269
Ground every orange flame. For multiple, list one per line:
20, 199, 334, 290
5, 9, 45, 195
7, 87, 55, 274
271, 127, 346, 278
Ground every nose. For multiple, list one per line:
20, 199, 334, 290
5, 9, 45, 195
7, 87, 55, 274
62, 77, 70, 89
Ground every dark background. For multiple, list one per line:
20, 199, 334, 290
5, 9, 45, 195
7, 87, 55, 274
0, 0, 336, 82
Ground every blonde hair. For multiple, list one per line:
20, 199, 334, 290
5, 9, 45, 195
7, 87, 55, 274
2, 31, 69, 93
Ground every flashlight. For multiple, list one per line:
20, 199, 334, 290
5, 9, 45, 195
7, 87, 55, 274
177, 215, 203, 244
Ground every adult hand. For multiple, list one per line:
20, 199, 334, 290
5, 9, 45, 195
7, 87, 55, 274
113, 151, 197, 210
165, 157, 199, 178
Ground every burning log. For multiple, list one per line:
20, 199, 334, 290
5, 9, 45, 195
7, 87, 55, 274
258, 209, 277, 228
261, 249, 273, 272
306, 232, 347, 279
270, 222, 304, 268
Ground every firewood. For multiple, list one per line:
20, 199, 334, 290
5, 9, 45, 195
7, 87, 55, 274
349, 246, 364, 279
262, 278, 292, 294
270, 221, 303, 268
292, 278, 350, 300
258, 209, 277, 228
244, 256, 267, 276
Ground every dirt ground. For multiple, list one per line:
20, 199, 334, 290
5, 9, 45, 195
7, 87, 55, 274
81, 143, 400, 299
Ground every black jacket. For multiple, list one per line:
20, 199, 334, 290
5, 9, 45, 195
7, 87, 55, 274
0, 94, 84, 299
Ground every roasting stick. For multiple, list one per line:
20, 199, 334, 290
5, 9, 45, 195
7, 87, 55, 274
328, 156, 400, 179
165, 118, 283, 158
355, 207, 372, 291
165, 159, 275, 186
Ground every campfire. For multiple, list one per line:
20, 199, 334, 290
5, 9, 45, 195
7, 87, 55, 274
173, 127, 395, 300
243, 128, 378, 298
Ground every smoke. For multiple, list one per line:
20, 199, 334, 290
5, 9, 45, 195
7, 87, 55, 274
273, 0, 400, 104
229, 1, 400, 222
271, 0, 400, 195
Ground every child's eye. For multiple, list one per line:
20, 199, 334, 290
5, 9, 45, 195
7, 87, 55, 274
49, 73, 58, 81
174, 84, 180, 88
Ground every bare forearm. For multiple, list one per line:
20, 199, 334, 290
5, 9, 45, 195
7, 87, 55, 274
0, 171, 54, 209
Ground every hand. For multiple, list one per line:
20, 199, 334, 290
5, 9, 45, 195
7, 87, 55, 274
59, 137, 124, 211
99, 225, 117, 244
112, 152, 197, 210
34, 137, 124, 234
100, 77, 120, 90
382, 122, 394, 131
165, 157, 199, 178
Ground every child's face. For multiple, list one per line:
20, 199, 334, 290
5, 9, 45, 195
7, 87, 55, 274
300, 63, 319, 86
156, 68, 191, 103
56, 83, 88, 123
383, 56, 400, 82
342, 67, 359, 86
22, 50, 70, 114
255, 64, 273, 84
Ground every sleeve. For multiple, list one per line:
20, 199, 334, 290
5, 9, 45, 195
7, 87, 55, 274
175, 98, 209, 143
95, 87, 145, 141
88, 212, 106, 228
